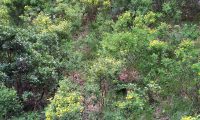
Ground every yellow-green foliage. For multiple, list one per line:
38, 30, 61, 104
181, 115, 199, 120
192, 62, 200, 76
33, 13, 52, 26
48, 20, 72, 35
175, 40, 194, 59
32, 13, 72, 34
103, 0, 111, 7
81, 0, 99, 5
115, 90, 144, 109
45, 80, 83, 120
114, 11, 132, 31
90, 57, 122, 77
0, 0, 200, 120
0, 5, 10, 25
149, 39, 168, 50
134, 11, 156, 28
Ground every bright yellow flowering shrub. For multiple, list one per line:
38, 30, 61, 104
181, 116, 198, 120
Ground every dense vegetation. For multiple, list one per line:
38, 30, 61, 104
0, 0, 200, 120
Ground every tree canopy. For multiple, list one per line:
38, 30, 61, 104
0, 0, 200, 120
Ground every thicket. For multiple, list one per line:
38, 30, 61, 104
0, 0, 200, 120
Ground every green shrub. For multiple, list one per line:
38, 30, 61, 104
45, 80, 83, 120
11, 111, 42, 120
0, 85, 22, 119
181, 115, 200, 120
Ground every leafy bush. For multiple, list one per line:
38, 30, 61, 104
0, 85, 22, 119
0, 0, 200, 119
181, 115, 200, 120
11, 111, 42, 120
45, 80, 83, 120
